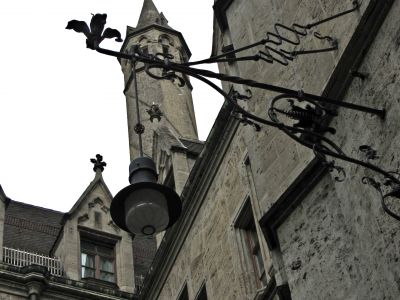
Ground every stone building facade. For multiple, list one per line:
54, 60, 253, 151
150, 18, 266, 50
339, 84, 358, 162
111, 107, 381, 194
1, 0, 400, 299
0, 1, 203, 299
138, 0, 400, 299
0, 158, 157, 299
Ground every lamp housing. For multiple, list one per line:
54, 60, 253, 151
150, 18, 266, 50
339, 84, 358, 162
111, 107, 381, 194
110, 157, 181, 236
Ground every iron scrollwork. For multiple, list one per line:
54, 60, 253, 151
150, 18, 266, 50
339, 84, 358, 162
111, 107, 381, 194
362, 172, 400, 221
67, 0, 400, 221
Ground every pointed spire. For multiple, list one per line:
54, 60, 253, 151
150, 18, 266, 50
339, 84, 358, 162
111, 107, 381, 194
137, 0, 170, 28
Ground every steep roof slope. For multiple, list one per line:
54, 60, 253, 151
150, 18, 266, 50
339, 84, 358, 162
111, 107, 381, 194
3, 200, 64, 255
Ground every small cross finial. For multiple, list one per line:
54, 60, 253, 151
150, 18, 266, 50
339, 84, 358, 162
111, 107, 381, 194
90, 154, 107, 173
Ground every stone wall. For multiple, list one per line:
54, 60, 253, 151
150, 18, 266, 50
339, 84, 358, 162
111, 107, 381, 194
156, 126, 258, 299
121, 27, 198, 160
278, 0, 400, 298
144, 0, 400, 299
53, 179, 135, 294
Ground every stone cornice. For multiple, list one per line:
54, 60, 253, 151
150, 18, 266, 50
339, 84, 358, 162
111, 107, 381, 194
0, 263, 138, 299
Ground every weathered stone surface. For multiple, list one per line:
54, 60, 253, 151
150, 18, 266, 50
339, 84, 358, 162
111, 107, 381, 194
53, 176, 135, 294
276, 0, 400, 299
121, 27, 198, 160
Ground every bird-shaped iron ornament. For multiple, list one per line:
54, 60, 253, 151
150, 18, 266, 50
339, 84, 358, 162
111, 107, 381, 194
66, 14, 122, 49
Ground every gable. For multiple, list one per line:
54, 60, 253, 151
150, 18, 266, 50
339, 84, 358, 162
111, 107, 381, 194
67, 179, 120, 235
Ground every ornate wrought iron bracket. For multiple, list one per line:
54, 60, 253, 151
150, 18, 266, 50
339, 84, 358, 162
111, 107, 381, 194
67, 0, 400, 221
362, 172, 400, 221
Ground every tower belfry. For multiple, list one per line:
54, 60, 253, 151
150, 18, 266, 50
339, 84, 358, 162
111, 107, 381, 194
120, 0, 198, 162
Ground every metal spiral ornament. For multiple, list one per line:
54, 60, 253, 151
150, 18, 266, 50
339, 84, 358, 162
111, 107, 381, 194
67, 0, 400, 221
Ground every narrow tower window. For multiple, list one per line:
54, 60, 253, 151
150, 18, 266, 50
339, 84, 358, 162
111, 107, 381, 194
234, 198, 267, 288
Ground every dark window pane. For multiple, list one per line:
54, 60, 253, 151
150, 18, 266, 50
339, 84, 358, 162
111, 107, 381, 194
163, 45, 169, 55
82, 267, 95, 278
81, 238, 115, 283
196, 285, 208, 300
100, 257, 114, 273
178, 284, 189, 300
235, 198, 267, 289
141, 46, 149, 55
100, 271, 115, 283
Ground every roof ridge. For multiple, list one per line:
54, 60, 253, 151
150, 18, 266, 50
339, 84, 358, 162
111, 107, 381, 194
8, 199, 64, 215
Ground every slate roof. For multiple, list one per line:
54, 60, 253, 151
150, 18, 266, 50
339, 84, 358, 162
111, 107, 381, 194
3, 200, 65, 255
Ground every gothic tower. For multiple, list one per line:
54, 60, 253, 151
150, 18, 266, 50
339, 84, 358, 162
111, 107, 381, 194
120, 0, 198, 162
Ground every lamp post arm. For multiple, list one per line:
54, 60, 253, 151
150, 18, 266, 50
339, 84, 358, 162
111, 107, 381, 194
94, 43, 385, 118
166, 63, 386, 118
93, 45, 395, 184
93, 46, 394, 184
183, 67, 400, 221
174, 64, 399, 184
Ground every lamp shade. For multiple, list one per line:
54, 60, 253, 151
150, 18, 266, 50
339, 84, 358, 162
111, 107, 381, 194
110, 157, 181, 236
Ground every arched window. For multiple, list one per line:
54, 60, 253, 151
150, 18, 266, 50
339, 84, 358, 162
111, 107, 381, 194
158, 34, 173, 46
138, 35, 148, 45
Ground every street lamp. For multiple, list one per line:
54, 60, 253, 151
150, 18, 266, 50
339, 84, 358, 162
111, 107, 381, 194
66, 14, 181, 236
111, 156, 181, 236
66, 0, 400, 233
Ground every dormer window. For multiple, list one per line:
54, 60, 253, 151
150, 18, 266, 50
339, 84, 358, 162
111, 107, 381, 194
81, 240, 115, 283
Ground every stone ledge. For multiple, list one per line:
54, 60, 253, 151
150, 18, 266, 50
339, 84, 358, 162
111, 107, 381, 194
0, 263, 138, 300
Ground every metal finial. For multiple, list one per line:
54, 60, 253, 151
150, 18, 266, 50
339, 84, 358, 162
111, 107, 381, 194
66, 14, 122, 50
90, 154, 107, 172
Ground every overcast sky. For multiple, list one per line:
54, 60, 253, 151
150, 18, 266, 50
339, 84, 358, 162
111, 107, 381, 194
0, 0, 223, 212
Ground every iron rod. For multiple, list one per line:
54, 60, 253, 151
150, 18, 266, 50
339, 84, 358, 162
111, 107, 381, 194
306, 1, 360, 29
131, 60, 144, 157
96, 47, 385, 118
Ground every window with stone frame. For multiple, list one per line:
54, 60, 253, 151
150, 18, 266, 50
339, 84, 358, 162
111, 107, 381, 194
162, 45, 169, 56
234, 198, 268, 289
80, 239, 116, 283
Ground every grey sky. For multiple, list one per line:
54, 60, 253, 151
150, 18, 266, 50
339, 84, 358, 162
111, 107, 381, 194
0, 0, 223, 211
